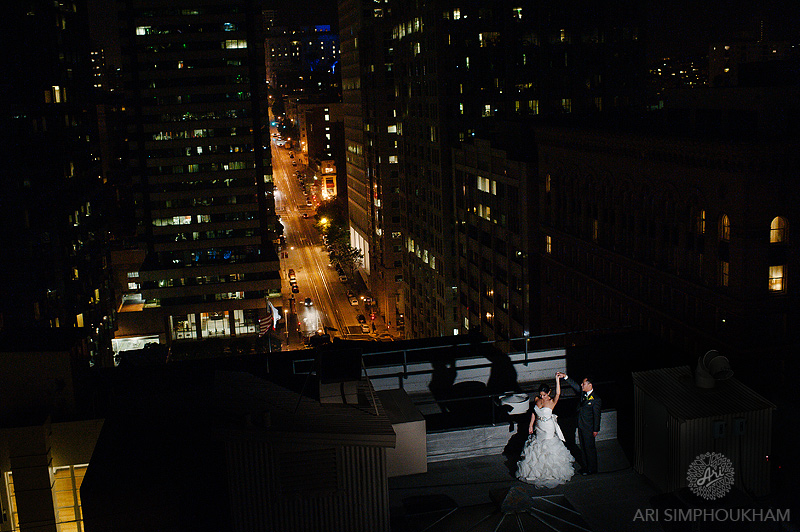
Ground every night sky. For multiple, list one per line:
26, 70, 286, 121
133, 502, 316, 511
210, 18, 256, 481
642, 0, 800, 57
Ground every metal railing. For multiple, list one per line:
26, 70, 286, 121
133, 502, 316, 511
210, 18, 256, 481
287, 332, 585, 393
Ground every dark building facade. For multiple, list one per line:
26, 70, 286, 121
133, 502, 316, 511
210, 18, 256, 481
117, 0, 281, 344
1, 0, 116, 366
536, 113, 800, 369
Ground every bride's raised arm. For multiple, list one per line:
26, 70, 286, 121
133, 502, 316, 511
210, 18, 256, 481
553, 374, 561, 406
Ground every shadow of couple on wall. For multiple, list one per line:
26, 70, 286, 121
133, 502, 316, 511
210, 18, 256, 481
427, 336, 522, 433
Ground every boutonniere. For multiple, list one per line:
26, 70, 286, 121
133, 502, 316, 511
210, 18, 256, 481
587, 395, 594, 401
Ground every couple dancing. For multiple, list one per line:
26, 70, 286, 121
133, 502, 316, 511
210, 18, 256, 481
516, 372, 601, 488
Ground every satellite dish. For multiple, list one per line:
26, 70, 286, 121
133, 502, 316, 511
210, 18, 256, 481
695, 350, 733, 388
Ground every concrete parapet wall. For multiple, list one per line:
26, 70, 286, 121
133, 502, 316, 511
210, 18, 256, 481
426, 410, 617, 463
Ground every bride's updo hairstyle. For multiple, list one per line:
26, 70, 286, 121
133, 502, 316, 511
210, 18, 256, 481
538, 383, 551, 395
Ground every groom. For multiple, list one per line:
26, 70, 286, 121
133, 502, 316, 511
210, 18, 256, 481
557, 372, 601, 475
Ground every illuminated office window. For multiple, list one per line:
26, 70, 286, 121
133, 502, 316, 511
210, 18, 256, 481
769, 265, 785, 292
53, 465, 88, 532
696, 210, 706, 234
5, 472, 19, 530
223, 39, 247, 49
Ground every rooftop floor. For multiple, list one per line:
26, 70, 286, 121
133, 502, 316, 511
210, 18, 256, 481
389, 439, 664, 531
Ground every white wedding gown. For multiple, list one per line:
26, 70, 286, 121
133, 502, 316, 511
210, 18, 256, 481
516, 405, 575, 488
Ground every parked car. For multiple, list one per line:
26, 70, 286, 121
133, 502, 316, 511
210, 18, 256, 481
288, 268, 296, 280
356, 314, 366, 324
291, 284, 299, 294
346, 290, 358, 306
338, 273, 348, 282
360, 323, 371, 333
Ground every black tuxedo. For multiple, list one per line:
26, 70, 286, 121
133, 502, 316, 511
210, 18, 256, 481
565, 377, 601, 473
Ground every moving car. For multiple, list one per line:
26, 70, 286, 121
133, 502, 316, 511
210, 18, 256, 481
288, 268, 296, 281
304, 297, 313, 306
360, 323, 371, 333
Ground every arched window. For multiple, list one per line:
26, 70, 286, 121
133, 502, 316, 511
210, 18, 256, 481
719, 214, 730, 241
770, 216, 787, 243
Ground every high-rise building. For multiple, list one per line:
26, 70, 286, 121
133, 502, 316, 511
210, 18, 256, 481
390, 0, 644, 339
264, 15, 341, 100
338, 0, 404, 333
117, 0, 281, 345
1, 0, 116, 365
294, 102, 346, 200
453, 134, 538, 342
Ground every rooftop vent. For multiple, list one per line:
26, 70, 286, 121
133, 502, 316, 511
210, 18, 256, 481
694, 349, 734, 388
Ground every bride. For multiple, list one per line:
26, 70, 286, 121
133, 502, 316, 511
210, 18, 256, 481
516, 374, 575, 488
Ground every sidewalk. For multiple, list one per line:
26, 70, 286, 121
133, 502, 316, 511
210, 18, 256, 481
350, 272, 398, 339
389, 439, 665, 531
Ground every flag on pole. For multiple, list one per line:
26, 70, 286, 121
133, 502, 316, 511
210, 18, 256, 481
269, 300, 281, 326
259, 315, 271, 336
259, 300, 281, 336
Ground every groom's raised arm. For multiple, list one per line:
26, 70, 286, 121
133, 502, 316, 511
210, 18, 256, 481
563, 376, 581, 395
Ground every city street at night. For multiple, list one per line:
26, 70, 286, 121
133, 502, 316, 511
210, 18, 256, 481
271, 131, 390, 348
